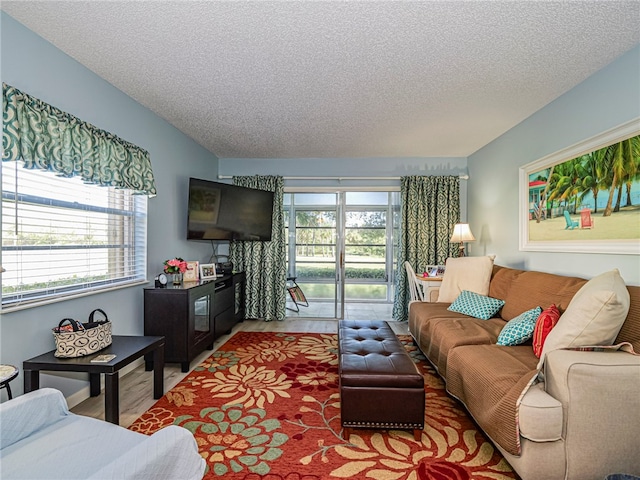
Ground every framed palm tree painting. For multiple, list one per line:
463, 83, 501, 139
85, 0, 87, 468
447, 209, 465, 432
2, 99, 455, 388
519, 118, 639, 254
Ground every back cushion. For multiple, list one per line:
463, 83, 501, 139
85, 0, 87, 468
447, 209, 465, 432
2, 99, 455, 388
437, 256, 495, 303
615, 285, 640, 352
492, 269, 586, 321
488, 266, 639, 351
538, 269, 630, 369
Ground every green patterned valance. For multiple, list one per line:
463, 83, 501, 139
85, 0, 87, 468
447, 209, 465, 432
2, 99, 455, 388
2, 83, 156, 196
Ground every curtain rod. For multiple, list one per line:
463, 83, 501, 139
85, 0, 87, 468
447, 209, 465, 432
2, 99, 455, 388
217, 174, 469, 180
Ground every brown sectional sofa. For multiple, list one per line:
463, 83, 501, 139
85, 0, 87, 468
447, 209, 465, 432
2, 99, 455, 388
409, 265, 640, 480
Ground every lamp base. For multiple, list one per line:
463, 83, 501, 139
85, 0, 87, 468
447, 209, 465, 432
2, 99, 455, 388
458, 245, 466, 257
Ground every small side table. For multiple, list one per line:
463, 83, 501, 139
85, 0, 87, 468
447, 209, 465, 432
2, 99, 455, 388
23, 336, 164, 425
0, 364, 19, 400
415, 275, 443, 302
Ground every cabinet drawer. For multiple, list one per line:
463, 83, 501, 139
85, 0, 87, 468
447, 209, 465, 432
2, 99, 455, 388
214, 286, 234, 316
215, 307, 235, 339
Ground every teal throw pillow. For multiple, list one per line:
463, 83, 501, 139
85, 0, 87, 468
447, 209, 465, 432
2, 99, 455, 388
497, 307, 543, 346
447, 290, 505, 320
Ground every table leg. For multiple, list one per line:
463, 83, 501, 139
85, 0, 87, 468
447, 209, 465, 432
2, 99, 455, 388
144, 352, 153, 371
153, 343, 164, 399
89, 373, 101, 396
104, 372, 119, 425
24, 370, 39, 392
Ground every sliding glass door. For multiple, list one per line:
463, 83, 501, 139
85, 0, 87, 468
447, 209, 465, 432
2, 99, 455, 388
284, 190, 399, 319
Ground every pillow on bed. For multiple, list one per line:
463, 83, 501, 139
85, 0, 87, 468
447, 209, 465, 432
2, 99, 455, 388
448, 290, 505, 320
497, 306, 542, 346
437, 255, 496, 303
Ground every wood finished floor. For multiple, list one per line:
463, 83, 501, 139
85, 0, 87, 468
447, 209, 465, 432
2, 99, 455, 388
70, 318, 409, 427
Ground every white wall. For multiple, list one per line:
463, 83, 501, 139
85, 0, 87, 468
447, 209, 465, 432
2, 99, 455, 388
468, 46, 640, 284
0, 13, 219, 400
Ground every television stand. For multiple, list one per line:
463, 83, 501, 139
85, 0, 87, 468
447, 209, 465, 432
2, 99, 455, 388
143, 272, 245, 372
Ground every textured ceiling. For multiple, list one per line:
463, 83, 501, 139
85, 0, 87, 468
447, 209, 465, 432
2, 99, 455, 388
2, 1, 640, 159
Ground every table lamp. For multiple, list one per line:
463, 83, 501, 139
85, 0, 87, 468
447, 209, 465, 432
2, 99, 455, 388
450, 223, 475, 257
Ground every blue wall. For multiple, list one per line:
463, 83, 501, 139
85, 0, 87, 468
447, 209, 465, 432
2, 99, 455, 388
219, 156, 469, 215
0, 12, 219, 402
468, 45, 640, 284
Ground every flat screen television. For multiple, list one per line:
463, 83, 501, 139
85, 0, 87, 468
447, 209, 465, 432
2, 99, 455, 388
187, 178, 274, 241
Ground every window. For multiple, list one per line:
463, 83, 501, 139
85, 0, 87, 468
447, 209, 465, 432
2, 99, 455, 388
1, 162, 147, 310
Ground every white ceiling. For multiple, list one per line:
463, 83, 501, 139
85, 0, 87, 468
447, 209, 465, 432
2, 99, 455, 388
3, 1, 640, 159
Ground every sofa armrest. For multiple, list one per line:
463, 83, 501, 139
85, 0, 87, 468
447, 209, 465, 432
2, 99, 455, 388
0, 388, 70, 450
543, 349, 640, 477
88, 425, 205, 480
544, 349, 640, 403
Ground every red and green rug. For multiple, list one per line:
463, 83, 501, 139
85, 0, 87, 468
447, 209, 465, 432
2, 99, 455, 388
129, 331, 517, 479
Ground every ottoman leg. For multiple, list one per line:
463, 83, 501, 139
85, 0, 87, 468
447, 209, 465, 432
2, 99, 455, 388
413, 428, 422, 441
343, 427, 352, 440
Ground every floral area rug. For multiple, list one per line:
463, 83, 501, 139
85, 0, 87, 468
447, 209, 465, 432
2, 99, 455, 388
129, 331, 517, 480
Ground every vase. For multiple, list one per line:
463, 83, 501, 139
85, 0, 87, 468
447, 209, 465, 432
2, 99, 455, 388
171, 273, 183, 285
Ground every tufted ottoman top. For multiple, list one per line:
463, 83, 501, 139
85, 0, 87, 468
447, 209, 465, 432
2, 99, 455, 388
339, 320, 424, 389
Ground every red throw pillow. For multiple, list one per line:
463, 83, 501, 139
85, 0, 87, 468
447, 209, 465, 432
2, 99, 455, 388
533, 304, 561, 358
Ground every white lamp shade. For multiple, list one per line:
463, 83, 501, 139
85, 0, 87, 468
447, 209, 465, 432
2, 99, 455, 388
450, 223, 476, 243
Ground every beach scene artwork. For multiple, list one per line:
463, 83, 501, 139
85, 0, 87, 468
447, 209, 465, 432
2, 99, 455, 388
523, 129, 639, 253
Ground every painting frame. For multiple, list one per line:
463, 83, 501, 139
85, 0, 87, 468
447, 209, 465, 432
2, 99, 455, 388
519, 118, 640, 255
199, 263, 217, 280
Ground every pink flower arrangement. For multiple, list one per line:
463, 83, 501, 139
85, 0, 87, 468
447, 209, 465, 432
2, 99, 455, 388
163, 257, 188, 274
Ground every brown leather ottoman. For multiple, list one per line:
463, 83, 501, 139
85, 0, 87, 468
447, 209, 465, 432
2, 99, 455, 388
338, 319, 425, 440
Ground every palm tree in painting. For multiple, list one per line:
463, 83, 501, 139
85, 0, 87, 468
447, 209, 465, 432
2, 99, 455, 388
602, 137, 637, 216
538, 134, 638, 221
622, 136, 640, 207
577, 149, 606, 213
548, 158, 582, 213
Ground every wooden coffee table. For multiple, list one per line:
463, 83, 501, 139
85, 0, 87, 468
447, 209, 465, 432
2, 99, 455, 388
23, 335, 164, 425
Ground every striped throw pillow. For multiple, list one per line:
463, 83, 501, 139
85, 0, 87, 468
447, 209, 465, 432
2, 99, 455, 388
532, 304, 561, 358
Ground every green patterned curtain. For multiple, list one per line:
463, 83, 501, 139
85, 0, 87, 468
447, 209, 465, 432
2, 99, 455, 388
229, 175, 286, 321
2, 83, 156, 196
392, 175, 460, 321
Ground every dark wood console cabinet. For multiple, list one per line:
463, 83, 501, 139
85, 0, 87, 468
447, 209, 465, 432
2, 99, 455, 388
144, 272, 245, 372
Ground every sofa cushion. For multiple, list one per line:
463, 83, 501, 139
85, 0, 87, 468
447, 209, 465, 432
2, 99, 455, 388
409, 302, 505, 377
1, 412, 145, 479
532, 304, 561, 358
0, 388, 70, 450
497, 306, 542, 346
539, 269, 631, 368
518, 382, 563, 442
448, 290, 505, 320
0, 388, 206, 480
437, 255, 495, 303
445, 344, 538, 456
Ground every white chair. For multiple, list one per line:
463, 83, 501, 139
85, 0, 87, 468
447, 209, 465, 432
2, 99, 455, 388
404, 261, 425, 303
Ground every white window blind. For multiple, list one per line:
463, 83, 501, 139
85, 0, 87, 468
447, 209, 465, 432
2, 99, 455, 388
1, 161, 147, 310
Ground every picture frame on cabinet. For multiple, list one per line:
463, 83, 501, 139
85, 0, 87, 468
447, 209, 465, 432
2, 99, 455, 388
200, 263, 217, 280
183, 261, 199, 282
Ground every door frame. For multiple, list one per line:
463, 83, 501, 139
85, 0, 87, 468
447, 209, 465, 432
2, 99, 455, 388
284, 187, 399, 319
